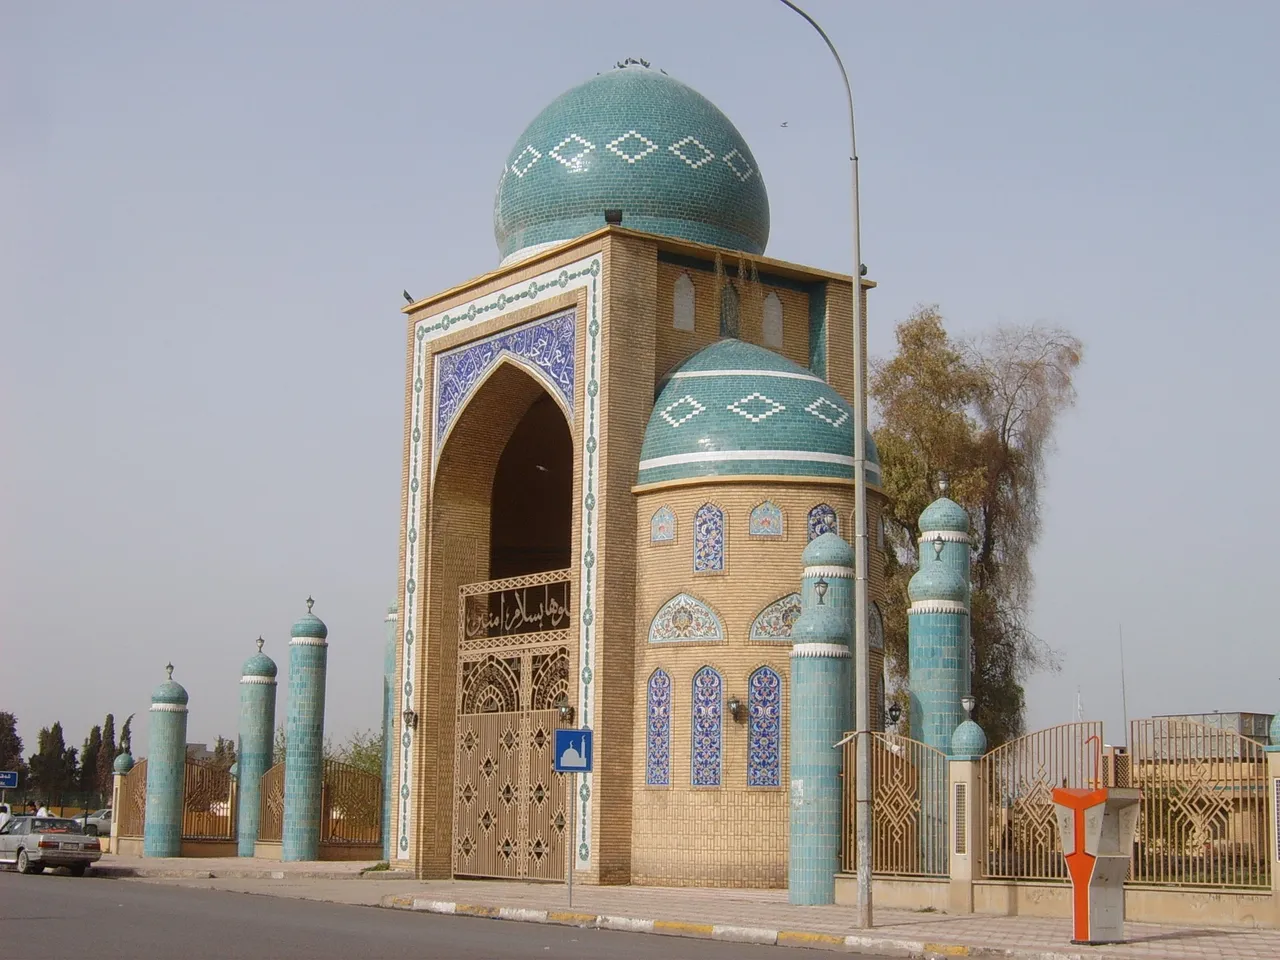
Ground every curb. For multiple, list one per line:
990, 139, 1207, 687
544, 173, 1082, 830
379, 895, 1093, 960
92, 865, 415, 881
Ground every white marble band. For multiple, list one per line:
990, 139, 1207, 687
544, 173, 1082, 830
919, 530, 970, 544
791, 642, 853, 659
804, 565, 853, 579
289, 637, 329, 647
909, 600, 969, 615
240, 675, 277, 685
149, 703, 188, 713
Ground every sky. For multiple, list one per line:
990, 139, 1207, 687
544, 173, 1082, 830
3, 1, 1277, 759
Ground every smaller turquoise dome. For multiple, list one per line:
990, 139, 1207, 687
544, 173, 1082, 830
291, 597, 328, 640
791, 605, 849, 646
908, 558, 967, 604
229, 762, 238, 780
803, 532, 853, 569
242, 637, 277, 678
1269, 713, 1280, 748
151, 664, 189, 705
951, 719, 988, 757
920, 497, 969, 535
113, 751, 135, 775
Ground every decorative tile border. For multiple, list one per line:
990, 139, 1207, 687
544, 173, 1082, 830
399, 253, 603, 869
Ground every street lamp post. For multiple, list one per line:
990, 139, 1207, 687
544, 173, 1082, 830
777, 0, 873, 928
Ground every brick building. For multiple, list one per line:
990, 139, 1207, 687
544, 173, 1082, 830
390, 60, 890, 887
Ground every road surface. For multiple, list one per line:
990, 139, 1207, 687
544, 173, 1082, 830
0, 871, 880, 959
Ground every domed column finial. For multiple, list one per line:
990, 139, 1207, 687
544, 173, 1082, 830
256, 636, 265, 653
962, 695, 976, 720
165, 662, 174, 680
937, 471, 950, 495
306, 596, 315, 613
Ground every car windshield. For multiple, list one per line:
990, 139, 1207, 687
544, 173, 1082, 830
33, 818, 84, 834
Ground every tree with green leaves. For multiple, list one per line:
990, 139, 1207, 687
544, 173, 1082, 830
210, 736, 236, 771
872, 306, 1082, 746
79, 725, 102, 794
120, 714, 134, 756
333, 729, 384, 777
0, 713, 28, 785
96, 714, 117, 794
28, 722, 79, 804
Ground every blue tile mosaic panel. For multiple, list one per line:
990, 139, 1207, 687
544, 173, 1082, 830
749, 593, 802, 640
749, 500, 784, 537
649, 593, 724, 643
693, 503, 725, 572
691, 666, 723, 787
807, 503, 838, 541
650, 505, 676, 542
646, 669, 672, 786
747, 666, 782, 787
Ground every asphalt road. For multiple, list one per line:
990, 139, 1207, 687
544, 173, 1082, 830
0, 871, 874, 960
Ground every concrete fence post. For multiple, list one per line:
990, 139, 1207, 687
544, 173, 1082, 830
947, 757, 983, 913
1265, 741, 1280, 926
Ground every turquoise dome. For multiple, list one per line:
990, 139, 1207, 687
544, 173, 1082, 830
494, 62, 769, 265
908, 557, 967, 604
803, 532, 854, 569
151, 664, 189, 706
242, 638, 277, 678
951, 719, 987, 757
920, 496, 969, 534
291, 598, 328, 640
638, 340, 881, 486
228, 762, 239, 780
791, 605, 849, 646
113, 751, 135, 775
1269, 713, 1280, 748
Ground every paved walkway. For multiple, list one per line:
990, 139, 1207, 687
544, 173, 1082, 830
378, 880, 1280, 960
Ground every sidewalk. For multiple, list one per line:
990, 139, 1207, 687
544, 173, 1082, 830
377, 880, 1280, 960
91, 853, 412, 880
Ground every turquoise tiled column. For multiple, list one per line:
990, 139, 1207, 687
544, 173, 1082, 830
144, 664, 188, 858
789, 533, 854, 905
381, 600, 398, 861
283, 598, 328, 861
908, 481, 972, 874
236, 637, 277, 857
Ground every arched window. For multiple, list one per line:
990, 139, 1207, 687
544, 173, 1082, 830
691, 666, 722, 786
719, 283, 740, 338
693, 503, 725, 572
646, 669, 672, 786
651, 505, 676, 543
762, 292, 783, 348
673, 273, 695, 331
807, 503, 838, 541
747, 666, 782, 786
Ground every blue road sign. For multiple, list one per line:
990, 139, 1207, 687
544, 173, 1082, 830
0, 771, 18, 790
553, 729, 593, 774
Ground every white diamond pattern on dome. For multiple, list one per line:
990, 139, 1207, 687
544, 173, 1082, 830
511, 145, 542, 177
805, 396, 849, 428
550, 134, 596, 172
606, 130, 658, 164
660, 395, 706, 428
669, 136, 715, 169
722, 149, 755, 182
728, 392, 785, 424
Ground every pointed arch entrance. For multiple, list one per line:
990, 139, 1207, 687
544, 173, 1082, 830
432, 360, 574, 881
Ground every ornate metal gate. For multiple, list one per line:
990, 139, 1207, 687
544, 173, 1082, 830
453, 571, 572, 881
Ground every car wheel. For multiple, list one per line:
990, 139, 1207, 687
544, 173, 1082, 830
68, 863, 88, 877
16, 849, 33, 875
86, 825, 98, 837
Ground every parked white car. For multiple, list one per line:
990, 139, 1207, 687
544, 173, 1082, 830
72, 808, 112, 837
0, 816, 103, 876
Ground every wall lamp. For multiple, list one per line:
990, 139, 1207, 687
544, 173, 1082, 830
961, 695, 976, 719
814, 577, 829, 605
885, 703, 902, 726
555, 693, 575, 726
933, 533, 945, 561
402, 709, 418, 730
726, 696, 745, 723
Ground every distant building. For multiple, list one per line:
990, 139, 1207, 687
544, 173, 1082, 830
1153, 712, 1273, 745
185, 743, 214, 762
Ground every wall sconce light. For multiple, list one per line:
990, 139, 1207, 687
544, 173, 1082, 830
961, 695, 976, 719
814, 577, 829, 605
933, 533, 945, 561
402, 709, 418, 730
886, 703, 902, 726
554, 693, 575, 726
726, 696, 745, 722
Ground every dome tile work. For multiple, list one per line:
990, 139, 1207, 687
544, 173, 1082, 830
638, 340, 880, 486
494, 63, 769, 264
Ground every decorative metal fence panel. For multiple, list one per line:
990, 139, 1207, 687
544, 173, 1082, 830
182, 759, 234, 840
981, 721, 1103, 880
1129, 718, 1270, 889
257, 762, 285, 843
842, 732, 950, 877
117, 759, 148, 838
321, 760, 382, 846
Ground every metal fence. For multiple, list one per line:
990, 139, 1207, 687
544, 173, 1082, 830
321, 759, 382, 846
182, 759, 234, 840
257, 762, 285, 843
981, 721, 1103, 881
1129, 718, 1271, 889
117, 759, 148, 838
842, 732, 950, 877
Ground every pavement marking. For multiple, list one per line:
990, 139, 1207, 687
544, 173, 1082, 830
411, 898, 457, 913
455, 903, 501, 918
777, 929, 848, 949
598, 915, 656, 933
546, 910, 597, 927
652, 919, 715, 938
498, 906, 549, 923
923, 945, 971, 957
710, 924, 778, 945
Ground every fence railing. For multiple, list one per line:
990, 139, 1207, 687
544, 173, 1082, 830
981, 721, 1104, 881
1129, 719, 1271, 889
182, 759, 234, 841
321, 759, 382, 846
117, 759, 148, 838
842, 732, 950, 877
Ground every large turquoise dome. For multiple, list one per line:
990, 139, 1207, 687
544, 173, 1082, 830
638, 340, 880, 487
494, 62, 769, 265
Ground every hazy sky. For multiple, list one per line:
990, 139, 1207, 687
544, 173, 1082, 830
4, 2, 1277, 759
